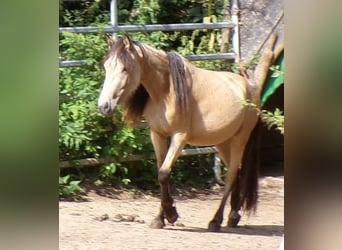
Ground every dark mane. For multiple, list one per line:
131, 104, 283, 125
105, 37, 145, 75
125, 84, 149, 127
167, 52, 189, 112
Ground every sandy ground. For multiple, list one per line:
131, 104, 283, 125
59, 176, 284, 250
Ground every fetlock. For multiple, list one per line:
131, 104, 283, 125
227, 210, 241, 227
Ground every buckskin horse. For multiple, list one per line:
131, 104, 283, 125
97, 34, 276, 231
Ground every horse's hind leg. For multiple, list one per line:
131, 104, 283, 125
228, 120, 260, 227
227, 176, 242, 227
208, 139, 233, 232
208, 135, 248, 232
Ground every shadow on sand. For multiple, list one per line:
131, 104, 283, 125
165, 224, 284, 237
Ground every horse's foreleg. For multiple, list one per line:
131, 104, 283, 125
158, 132, 187, 225
149, 131, 186, 228
149, 131, 168, 229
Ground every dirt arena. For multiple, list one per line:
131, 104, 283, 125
59, 176, 284, 250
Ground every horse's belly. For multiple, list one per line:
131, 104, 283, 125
187, 127, 240, 146
187, 111, 244, 146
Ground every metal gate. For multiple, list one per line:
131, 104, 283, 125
59, 0, 240, 67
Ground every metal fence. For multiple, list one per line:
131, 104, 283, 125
59, 0, 239, 170
59, 0, 240, 67
59, 22, 237, 67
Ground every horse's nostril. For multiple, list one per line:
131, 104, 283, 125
104, 102, 109, 111
98, 101, 110, 115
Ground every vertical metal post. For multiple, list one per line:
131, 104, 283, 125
110, 0, 118, 39
231, 0, 240, 62
220, 0, 231, 54
213, 153, 225, 186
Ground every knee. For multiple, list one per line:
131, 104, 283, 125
158, 169, 170, 185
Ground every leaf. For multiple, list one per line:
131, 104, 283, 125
208, 32, 215, 51
121, 178, 131, 185
203, 16, 211, 23
59, 175, 70, 185
210, 15, 217, 23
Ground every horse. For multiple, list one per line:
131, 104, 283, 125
97, 35, 276, 232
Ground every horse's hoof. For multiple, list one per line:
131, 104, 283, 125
149, 218, 165, 229
227, 213, 241, 228
208, 220, 221, 232
164, 206, 178, 224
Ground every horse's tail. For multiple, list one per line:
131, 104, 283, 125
230, 119, 261, 214
230, 36, 278, 214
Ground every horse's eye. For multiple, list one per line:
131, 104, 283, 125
122, 67, 127, 72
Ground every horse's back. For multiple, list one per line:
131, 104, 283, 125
191, 68, 248, 99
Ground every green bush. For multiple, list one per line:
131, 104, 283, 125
240, 100, 284, 135
59, 32, 109, 160
59, 175, 85, 199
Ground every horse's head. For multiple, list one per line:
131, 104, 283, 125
98, 36, 142, 116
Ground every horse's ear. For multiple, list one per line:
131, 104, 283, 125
123, 36, 132, 50
105, 34, 116, 49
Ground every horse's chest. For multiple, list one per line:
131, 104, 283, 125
147, 116, 171, 135
144, 104, 176, 136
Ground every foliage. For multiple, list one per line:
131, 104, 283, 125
261, 108, 284, 134
59, 31, 109, 160
261, 62, 284, 134
59, 0, 109, 27
171, 153, 216, 187
59, 175, 85, 199
240, 100, 284, 135
270, 65, 284, 78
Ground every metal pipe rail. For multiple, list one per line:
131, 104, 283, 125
59, 22, 234, 34
59, 22, 236, 67
59, 53, 236, 68
59, 146, 217, 169
59, 60, 88, 68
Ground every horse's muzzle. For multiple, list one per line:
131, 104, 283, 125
98, 97, 119, 117
98, 101, 113, 117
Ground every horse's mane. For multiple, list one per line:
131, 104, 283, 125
125, 84, 149, 127
107, 36, 189, 126
105, 37, 145, 76
167, 52, 189, 112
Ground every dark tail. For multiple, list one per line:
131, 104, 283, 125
230, 119, 261, 214
230, 35, 277, 214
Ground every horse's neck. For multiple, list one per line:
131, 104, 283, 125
138, 46, 170, 102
